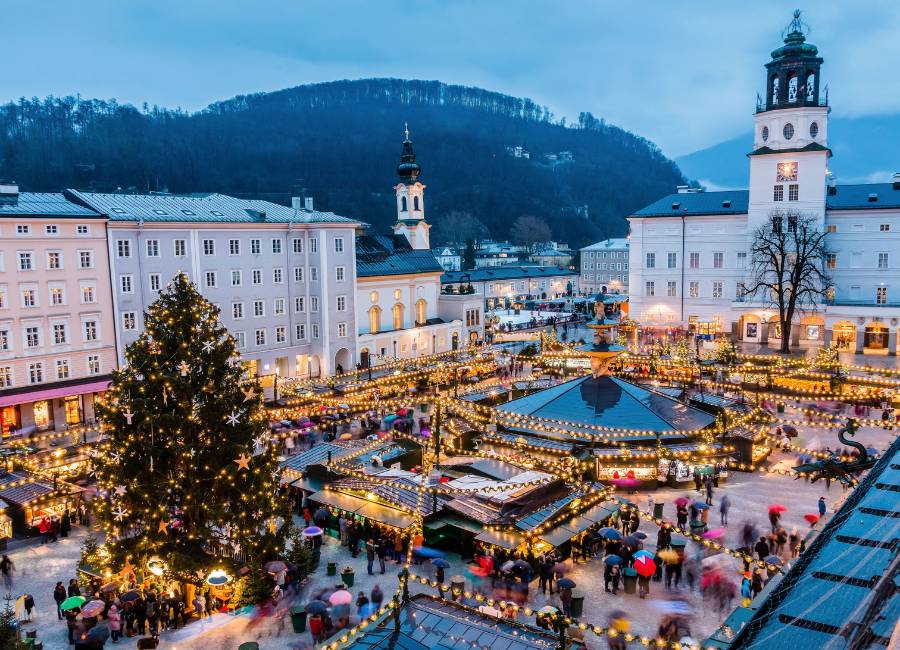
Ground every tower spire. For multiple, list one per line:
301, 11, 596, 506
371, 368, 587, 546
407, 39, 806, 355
396, 123, 421, 184
404, 121, 410, 142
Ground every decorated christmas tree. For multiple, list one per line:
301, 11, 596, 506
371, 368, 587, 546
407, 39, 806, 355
93, 273, 287, 582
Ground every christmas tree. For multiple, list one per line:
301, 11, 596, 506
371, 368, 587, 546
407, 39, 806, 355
93, 273, 287, 582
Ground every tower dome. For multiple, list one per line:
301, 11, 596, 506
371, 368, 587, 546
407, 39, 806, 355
761, 10, 825, 112
396, 123, 421, 185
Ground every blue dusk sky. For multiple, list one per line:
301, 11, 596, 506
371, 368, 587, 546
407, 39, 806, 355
2, 1, 898, 156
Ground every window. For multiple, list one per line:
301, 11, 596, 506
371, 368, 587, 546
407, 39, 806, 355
22, 288, 36, 307
736, 252, 747, 269
788, 184, 799, 201
311, 324, 319, 339
56, 359, 69, 380
294, 297, 305, 312
203, 239, 215, 255
253, 300, 264, 317
234, 332, 246, 349
296, 324, 306, 340
689, 252, 699, 269
79, 250, 93, 268
174, 239, 186, 256
250, 239, 261, 254
47, 251, 62, 269
45, 224, 58, 235
0, 367, 11, 388
876, 287, 887, 305
82, 285, 95, 303
335, 238, 344, 253
689, 281, 699, 298
117, 240, 131, 257
28, 362, 43, 384
310, 268, 318, 282
773, 185, 784, 202
18, 252, 33, 270
712, 281, 723, 298
335, 266, 345, 281
273, 268, 283, 284
825, 253, 836, 269
83, 321, 98, 342
252, 269, 262, 285
16, 225, 30, 235
337, 296, 346, 312
229, 239, 240, 255
880, 224, 890, 232
120, 275, 133, 293
783, 123, 794, 139
25, 327, 40, 348
736, 282, 746, 299
274, 298, 285, 315
667, 281, 677, 297
667, 253, 676, 269
645, 281, 655, 297
772, 216, 783, 233
205, 271, 217, 288
149, 273, 161, 292
77, 225, 89, 235
88, 355, 100, 375
146, 239, 159, 257
311, 296, 319, 312
878, 253, 889, 269
50, 287, 65, 305
851, 252, 862, 268
292, 239, 303, 254
272, 239, 282, 254
232, 302, 244, 319
0, 329, 9, 352
645, 252, 655, 269
275, 326, 286, 343
123, 312, 137, 330
338, 322, 347, 337
310, 239, 318, 253
255, 329, 266, 346
294, 267, 304, 282
713, 252, 724, 269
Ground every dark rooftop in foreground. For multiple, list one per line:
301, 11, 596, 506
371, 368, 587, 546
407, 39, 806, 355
497, 375, 716, 433
356, 234, 445, 277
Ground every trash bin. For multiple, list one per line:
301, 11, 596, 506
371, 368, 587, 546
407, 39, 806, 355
238, 644, 260, 650
777, 403, 785, 413
341, 569, 355, 588
653, 501, 664, 519
290, 605, 307, 633
690, 520, 707, 536
327, 561, 337, 576
450, 576, 465, 601
569, 593, 585, 618
622, 567, 637, 594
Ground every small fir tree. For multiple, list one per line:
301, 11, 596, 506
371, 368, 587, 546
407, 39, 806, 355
286, 527, 316, 579
93, 274, 288, 582
0, 596, 20, 650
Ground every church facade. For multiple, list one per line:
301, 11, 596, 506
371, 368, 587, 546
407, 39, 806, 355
628, 15, 900, 355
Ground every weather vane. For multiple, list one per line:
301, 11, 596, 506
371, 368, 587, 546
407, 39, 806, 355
784, 9, 809, 38
404, 121, 410, 141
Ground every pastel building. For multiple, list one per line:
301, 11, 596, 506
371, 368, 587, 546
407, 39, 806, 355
0, 184, 115, 434
580, 238, 629, 294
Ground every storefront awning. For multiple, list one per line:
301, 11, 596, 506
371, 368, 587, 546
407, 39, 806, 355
475, 528, 525, 551
0, 379, 110, 408
356, 502, 415, 530
579, 502, 619, 524
306, 490, 366, 514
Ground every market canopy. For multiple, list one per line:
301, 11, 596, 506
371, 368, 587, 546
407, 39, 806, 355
475, 528, 525, 551
306, 490, 366, 514
356, 502, 415, 530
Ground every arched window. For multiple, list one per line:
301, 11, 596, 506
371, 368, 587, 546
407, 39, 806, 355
771, 75, 780, 104
787, 74, 798, 103
413, 195, 420, 211
400, 196, 407, 212
393, 303, 404, 330
415, 299, 427, 326
805, 73, 815, 102
368, 306, 381, 334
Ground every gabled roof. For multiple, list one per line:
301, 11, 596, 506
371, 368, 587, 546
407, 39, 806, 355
631, 190, 750, 218
442, 266, 577, 283
581, 238, 629, 251
65, 190, 358, 224
0, 192, 101, 218
356, 234, 444, 277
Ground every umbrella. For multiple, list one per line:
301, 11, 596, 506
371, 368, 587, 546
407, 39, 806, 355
604, 554, 623, 566
265, 560, 287, 573
85, 624, 110, 644
693, 501, 710, 510
99, 581, 119, 594
413, 546, 444, 559
782, 425, 798, 437
306, 600, 328, 615
703, 528, 726, 539
329, 590, 353, 606
397, 409, 409, 416
120, 591, 140, 604
674, 497, 689, 507
651, 600, 694, 616
556, 578, 576, 589
302, 526, 323, 536
804, 513, 820, 524
331, 603, 351, 619
431, 559, 450, 568
768, 504, 787, 514
634, 556, 657, 578
764, 555, 783, 566
80, 600, 105, 618
634, 550, 654, 561
633, 531, 648, 540
552, 561, 570, 575
512, 560, 531, 571
500, 560, 515, 572
623, 535, 641, 548
60, 596, 86, 611
658, 549, 680, 564
538, 605, 558, 614
600, 528, 621, 540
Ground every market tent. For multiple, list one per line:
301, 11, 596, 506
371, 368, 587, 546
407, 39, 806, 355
475, 528, 525, 551
579, 502, 619, 523
306, 490, 366, 514
356, 502, 415, 530
538, 515, 596, 548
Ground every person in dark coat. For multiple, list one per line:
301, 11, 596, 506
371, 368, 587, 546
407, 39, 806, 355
67, 579, 81, 597
61, 509, 72, 538
53, 581, 67, 619
754, 536, 771, 561
657, 525, 672, 550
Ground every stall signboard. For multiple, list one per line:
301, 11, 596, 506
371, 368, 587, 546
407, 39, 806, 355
596, 466, 657, 482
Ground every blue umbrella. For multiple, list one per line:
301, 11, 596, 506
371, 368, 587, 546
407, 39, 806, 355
693, 502, 710, 510
413, 546, 445, 559
600, 528, 622, 540
604, 554, 623, 566
306, 600, 328, 615
431, 559, 450, 568
634, 550, 654, 561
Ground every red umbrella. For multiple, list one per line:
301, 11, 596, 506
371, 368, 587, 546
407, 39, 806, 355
804, 513, 820, 524
634, 555, 657, 578
768, 504, 787, 514
397, 408, 409, 416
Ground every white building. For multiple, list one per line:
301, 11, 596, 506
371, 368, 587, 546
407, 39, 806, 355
355, 130, 482, 367
432, 246, 461, 271
627, 15, 900, 355
580, 238, 629, 294
441, 266, 578, 311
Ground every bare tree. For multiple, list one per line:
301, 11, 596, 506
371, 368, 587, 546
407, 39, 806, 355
510, 215, 552, 253
744, 210, 830, 353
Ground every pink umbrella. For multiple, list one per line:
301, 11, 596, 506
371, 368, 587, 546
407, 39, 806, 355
703, 528, 726, 539
674, 497, 689, 507
79, 600, 105, 618
329, 590, 353, 606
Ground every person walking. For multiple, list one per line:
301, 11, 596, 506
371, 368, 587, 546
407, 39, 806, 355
818, 496, 827, 517
38, 517, 50, 544
754, 536, 770, 561
366, 539, 377, 575
719, 495, 731, 526
0, 555, 14, 590
376, 538, 387, 574
193, 593, 206, 620
53, 582, 66, 620
108, 604, 122, 643
705, 475, 714, 506
370, 584, 383, 610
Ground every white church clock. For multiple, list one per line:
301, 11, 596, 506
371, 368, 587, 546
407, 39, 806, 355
776, 161, 798, 182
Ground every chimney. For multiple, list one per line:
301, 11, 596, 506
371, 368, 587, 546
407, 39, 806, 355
676, 185, 690, 193
827, 174, 837, 196
0, 181, 18, 204
291, 196, 303, 210
304, 197, 314, 211
893, 172, 900, 190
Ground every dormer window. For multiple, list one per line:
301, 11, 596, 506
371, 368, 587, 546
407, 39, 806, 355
722, 200, 732, 208
152, 209, 168, 216
111, 207, 126, 214
868, 193, 878, 202
181, 209, 196, 216
210, 210, 224, 216
671, 202, 681, 210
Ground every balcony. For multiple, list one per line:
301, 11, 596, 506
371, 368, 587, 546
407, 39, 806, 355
826, 299, 900, 308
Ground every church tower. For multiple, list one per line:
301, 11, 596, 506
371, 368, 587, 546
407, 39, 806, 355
393, 124, 431, 250
747, 10, 830, 232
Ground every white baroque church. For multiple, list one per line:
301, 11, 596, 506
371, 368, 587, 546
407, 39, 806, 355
627, 14, 900, 356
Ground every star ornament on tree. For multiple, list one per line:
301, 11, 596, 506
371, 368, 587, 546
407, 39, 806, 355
112, 506, 128, 522
158, 519, 169, 534
234, 453, 252, 470
227, 411, 242, 427
113, 485, 127, 497
202, 341, 215, 354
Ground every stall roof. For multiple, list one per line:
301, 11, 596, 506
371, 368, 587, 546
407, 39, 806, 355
356, 502, 415, 530
279, 441, 364, 474
475, 528, 526, 551
330, 475, 450, 516
488, 431, 574, 454
308, 489, 416, 529
307, 490, 367, 513
0, 471, 81, 506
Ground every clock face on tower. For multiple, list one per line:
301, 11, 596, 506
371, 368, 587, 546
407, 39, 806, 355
776, 161, 798, 182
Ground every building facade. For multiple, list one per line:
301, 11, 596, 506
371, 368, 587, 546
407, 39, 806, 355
441, 266, 578, 311
0, 185, 115, 434
432, 246, 461, 271
66, 191, 361, 384
627, 16, 900, 354
580, 238, 629, 294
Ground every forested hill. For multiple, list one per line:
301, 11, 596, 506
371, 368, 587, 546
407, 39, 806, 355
0, 79, 685, 246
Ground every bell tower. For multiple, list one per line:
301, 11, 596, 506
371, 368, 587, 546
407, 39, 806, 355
748, 10, 830, 232
393, 124, 430, 250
